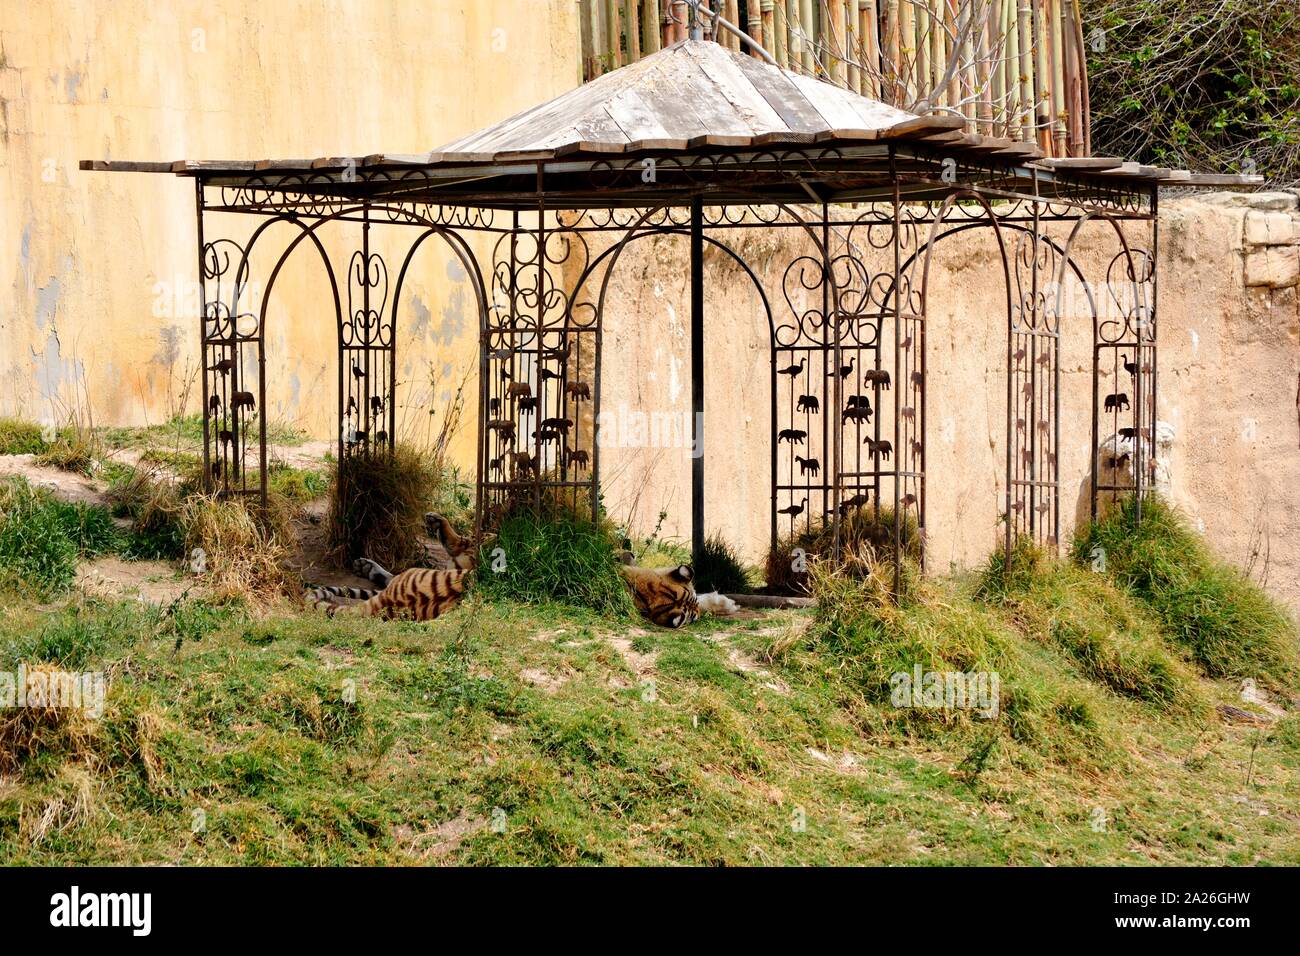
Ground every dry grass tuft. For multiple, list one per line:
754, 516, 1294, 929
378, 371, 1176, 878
0, 665, 99, 775
179, 493, 294, 603
765, 504, 922, 597
327, 444, 442, 571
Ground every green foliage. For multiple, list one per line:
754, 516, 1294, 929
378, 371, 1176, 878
1074, 495, 1299, 686
1083, 0, 1300, 184
0, 479, 81, 598
766, 504, 922, 596
978, 539, 1205, 714
474, 511, 637, 620
266, 464, 329, 503
0, 418, 48, 455
692, 533, 752, 594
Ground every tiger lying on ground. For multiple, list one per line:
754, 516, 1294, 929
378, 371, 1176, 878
306, 513, 738, 627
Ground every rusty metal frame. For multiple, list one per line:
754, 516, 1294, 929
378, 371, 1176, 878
190, 144, 1157, 583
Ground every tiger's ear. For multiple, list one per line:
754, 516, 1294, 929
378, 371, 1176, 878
670, 564, 694, 584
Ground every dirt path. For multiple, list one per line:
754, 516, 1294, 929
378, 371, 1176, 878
0, 454, 114, 507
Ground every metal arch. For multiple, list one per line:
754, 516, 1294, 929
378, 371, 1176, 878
387, 225, 491, 528
199, 210, 343, 507
1053, 206, 1158, 521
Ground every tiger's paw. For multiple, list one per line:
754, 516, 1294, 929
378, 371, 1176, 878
351, 557, 390, 586
697, 591, 740, 616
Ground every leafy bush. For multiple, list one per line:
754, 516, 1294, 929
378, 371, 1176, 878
1084, 0, 1300, 184
474, 511, 637, 619
766, 504, 921, 597
1074, 495, 1299, 686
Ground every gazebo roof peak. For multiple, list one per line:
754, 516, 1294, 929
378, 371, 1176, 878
434, 38, 938, 159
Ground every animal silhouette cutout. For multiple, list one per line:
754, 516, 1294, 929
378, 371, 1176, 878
488, 419, 517, 442
865, 438, 892, 459
1104, 393, 1131, 412
488, 456, 504, 476
1123, 355, 1138, 378
347, 396, 358, 416
845, 394, 872, 409
910, 371, 923, 389
901, 493, 917, 508
901, 406, 915, 422
370, 396, 384, 415
542, 341, 571, 363
842, 405, 872, 424
794, 455, 820, 476
540, 417, 573, 432
539, 368, 562, 383
207, 357, 234, 374
862, 369, 891, 389
566, 381, 591, 400
510, 451, 538, 478
796, 394, 820, 414
351, 360, 367, 381
517, 396, 539, 413
489, 397, 501, 415
563, 448, 589, 469
231, 391, 256, 412
1109, 452, 1131, 469
208, 394, 222, 414
532, 428, 564, 445
777, 497, 808, 518
829, 492, 871, 516
777, 428, 807, 444
827, 356, 856, 379
506, 382, 532, 400
778, 357, 807, 377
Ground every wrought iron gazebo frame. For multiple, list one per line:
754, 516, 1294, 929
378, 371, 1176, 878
112, 139, 1159, 588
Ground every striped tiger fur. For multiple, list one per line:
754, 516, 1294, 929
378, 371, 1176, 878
309, 514, 725, 628
307, 513, 479, 621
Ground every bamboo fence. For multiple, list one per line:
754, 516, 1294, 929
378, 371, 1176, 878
578, 0, 1091, 156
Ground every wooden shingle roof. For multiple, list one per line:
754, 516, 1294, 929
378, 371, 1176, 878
433, 39, 960, 160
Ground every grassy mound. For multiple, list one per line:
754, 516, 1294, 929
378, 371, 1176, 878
978, 540, 1205, 715
807, 560, 1122, 769
474, 510, 637, 620
1074, 496, 1299, 687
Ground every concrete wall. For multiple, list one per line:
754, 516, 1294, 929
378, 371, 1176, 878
0, 0, 578, 465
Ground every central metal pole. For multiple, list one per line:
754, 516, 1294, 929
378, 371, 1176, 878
691, 196, 705, 565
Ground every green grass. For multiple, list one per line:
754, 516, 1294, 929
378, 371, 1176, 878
100, 414, 308, 452
0, 583, 1296, 865
0, 418, 48, 455
692, 532, 753, 594
0, 478, 129, 598
266, 464, 329, 503
1074, 496, 1300, 688
474, 512, 638, 620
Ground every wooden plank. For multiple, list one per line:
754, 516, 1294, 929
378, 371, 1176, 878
679, 39, 788, 133
786, 72, 874, 129
1037, 156, 1124, 170
730, 49, 827, 133
602, 87, 677, 143
78, 160, 177, 172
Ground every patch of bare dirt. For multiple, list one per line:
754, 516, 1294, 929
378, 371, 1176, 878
0, 454, 114, 508
391, 810, 487, 862
606, 631, 658, 679
76, 557, 197, 605
519, 667, 569, 693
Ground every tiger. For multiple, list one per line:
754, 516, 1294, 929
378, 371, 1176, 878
306, 513, 736, 626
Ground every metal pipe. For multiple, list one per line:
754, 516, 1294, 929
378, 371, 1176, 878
690, 195, 705, 564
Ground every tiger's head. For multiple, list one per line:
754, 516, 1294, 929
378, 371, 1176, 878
619, 563, 701, 629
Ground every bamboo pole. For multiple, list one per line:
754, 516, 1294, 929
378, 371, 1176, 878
1016, 0, 1033, 141
605, 0, 621, 67
624, 0, 641, 63
772, 0, 788, 66
784, 0, 798, 69
886, 0, 901, 103
799, 0, 815, 74
861, 1, 880, 98
977, 1, 994, 135
762, 1, 777, 62
751, 0, 767, 54
899, 0, 914, 104
580, 0, 593, 80
1050, 0, 1067, 156
1031, 0, 1051, 151
644, 0, 662, 55
913, 0, 928, 107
